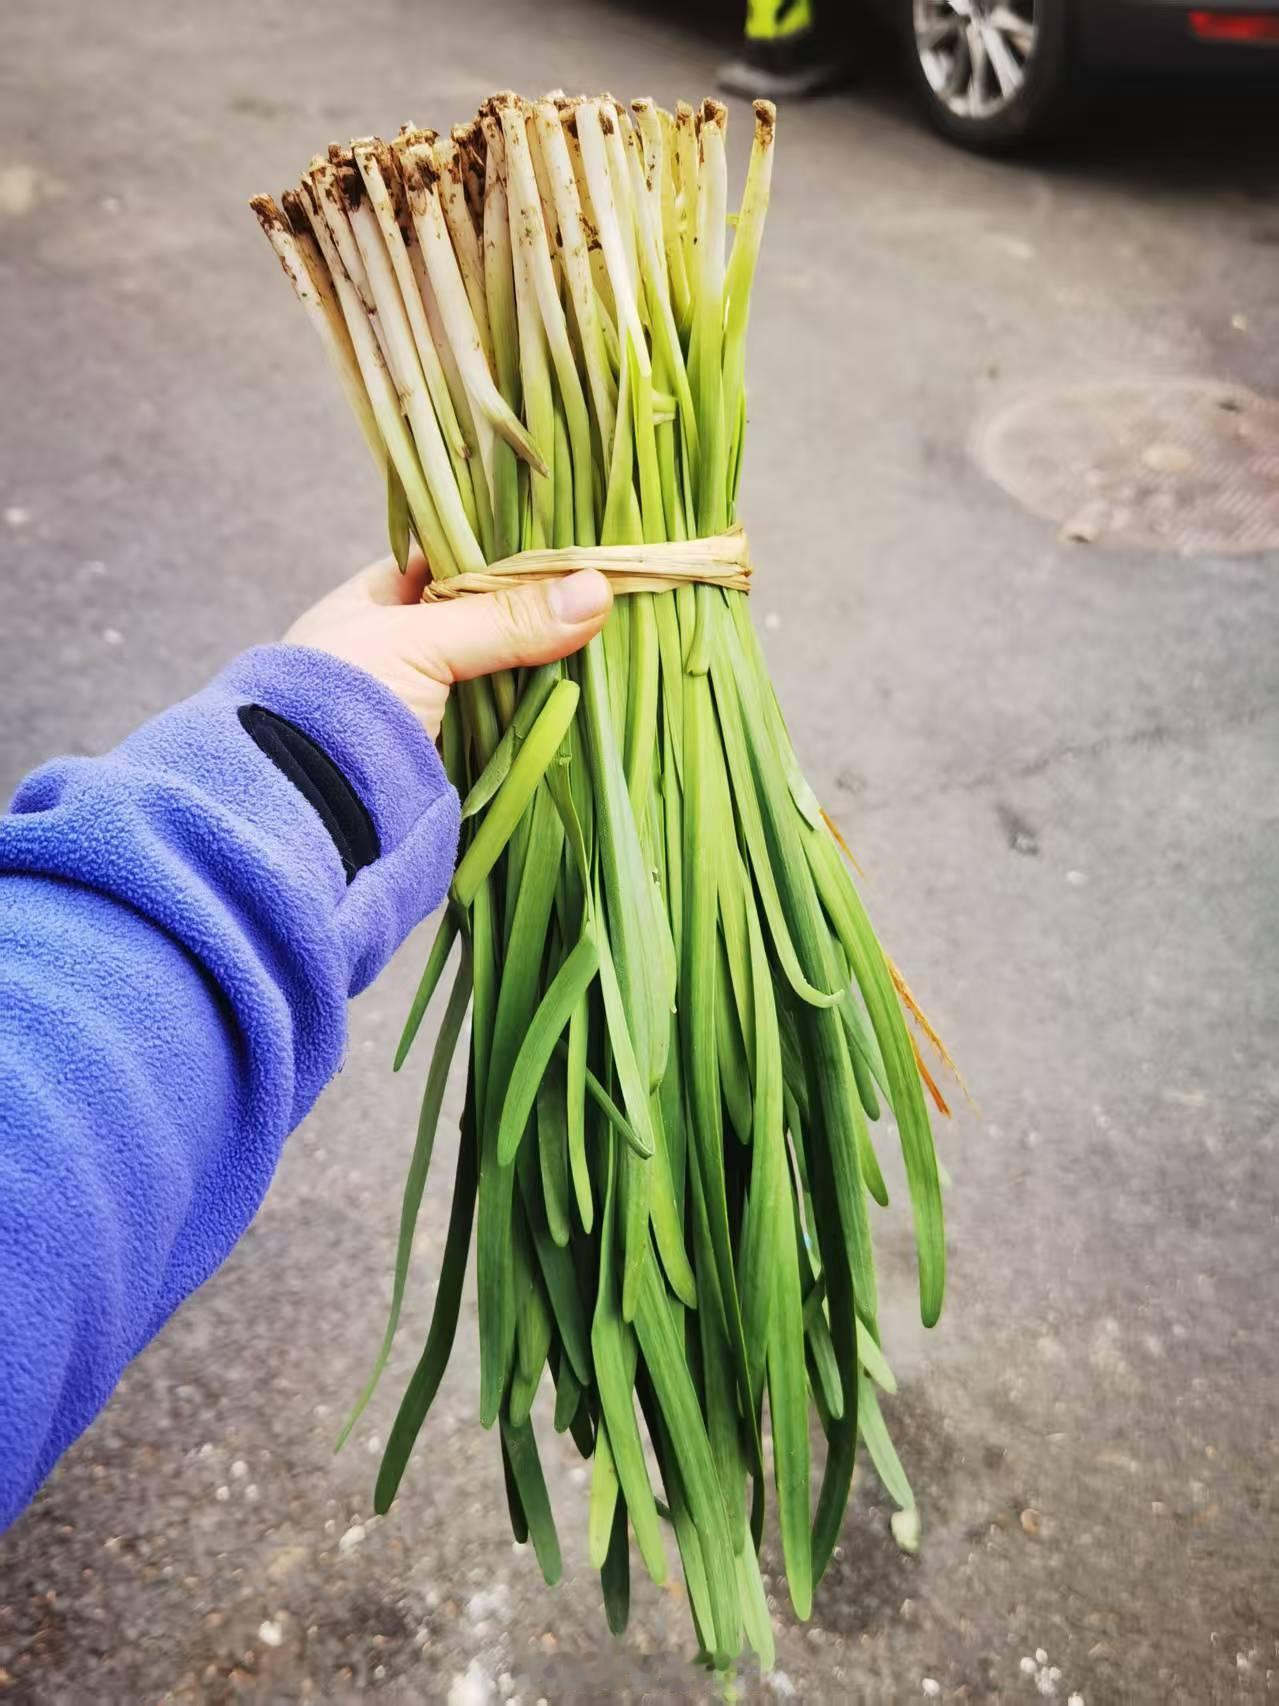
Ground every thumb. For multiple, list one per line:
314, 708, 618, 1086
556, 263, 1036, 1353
417, 569, 613, 684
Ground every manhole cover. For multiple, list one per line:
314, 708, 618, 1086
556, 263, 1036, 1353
974, 378, 1279, 555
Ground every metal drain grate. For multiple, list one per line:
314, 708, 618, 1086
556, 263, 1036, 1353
974, 378, 1279, 555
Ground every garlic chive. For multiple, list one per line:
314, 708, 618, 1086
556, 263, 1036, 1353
255, 89, 949, 1669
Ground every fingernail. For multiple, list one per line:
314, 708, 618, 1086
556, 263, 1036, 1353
549, 569, 611, 624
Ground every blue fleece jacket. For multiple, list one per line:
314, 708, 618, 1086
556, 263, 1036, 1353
0, 645, 460, 1530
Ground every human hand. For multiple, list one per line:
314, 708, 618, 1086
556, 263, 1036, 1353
286, 549, 613, 740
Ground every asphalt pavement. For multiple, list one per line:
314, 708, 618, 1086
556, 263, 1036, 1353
2, 2, 1277, 1701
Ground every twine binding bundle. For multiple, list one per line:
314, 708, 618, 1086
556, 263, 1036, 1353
419, 524, 753, 601
253, 89, 952, 1673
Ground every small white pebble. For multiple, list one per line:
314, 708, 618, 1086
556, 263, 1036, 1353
244, 1484, 260, 1502
102, 627, 123, 647
374, 1664, 386, 1680
258, 1619, 284, 1648
338, 1522, 366, 1555
366, 1435, 382, 1455
101, 195, 122, 215
1020, 1657, 1038, 1675
5, 506, 30, 527
1065, 870, 1087, 888
447, 1660, 495, 1706
763, 610, 782, 631
466, 1584, 512, 1622
197, 1443, 213, 1459
215, 1486, 230, 1502
1048, 1669, 1061, 1682
922, 1681, 941, 1699
1068, 1695, 1084, 1706
1035, 1650, 1048, 1665
231, 1459, 248, 1479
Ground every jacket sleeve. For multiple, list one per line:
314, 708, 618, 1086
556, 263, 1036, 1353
0, 644, 460, 1529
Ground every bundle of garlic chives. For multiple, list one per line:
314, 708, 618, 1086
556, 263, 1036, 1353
253, 91, 947, 1668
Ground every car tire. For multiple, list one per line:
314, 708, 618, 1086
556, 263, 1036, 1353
902, 0, 1074, 150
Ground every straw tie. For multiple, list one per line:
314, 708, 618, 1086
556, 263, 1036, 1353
418, 524, 753, 601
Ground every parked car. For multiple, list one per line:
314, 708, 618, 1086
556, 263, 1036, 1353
719, 0, 1279, 149
903, 0, 1279, 147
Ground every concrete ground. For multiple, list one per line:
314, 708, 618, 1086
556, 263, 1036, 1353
2, 2, 1278, 1701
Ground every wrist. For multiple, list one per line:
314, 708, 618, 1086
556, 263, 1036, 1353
218, 644, 452, 858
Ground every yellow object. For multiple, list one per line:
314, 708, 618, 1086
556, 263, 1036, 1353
747, 0, 815, 42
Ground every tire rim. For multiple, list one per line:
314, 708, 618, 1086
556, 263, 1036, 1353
912, 0, 1038, 119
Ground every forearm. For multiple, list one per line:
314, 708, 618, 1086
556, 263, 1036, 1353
0, 644, 459, 1527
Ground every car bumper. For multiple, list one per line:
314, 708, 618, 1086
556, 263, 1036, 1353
1079, 0, 1279, 67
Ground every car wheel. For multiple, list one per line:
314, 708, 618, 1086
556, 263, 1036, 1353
903, 0, 1073, 150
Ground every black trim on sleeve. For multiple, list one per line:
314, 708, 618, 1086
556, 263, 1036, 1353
238, 704, 380, 883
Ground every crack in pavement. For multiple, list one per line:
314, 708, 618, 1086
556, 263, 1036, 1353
837, 700, 1275, 815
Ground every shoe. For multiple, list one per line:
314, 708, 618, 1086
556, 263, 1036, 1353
717, 30, 853, 100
